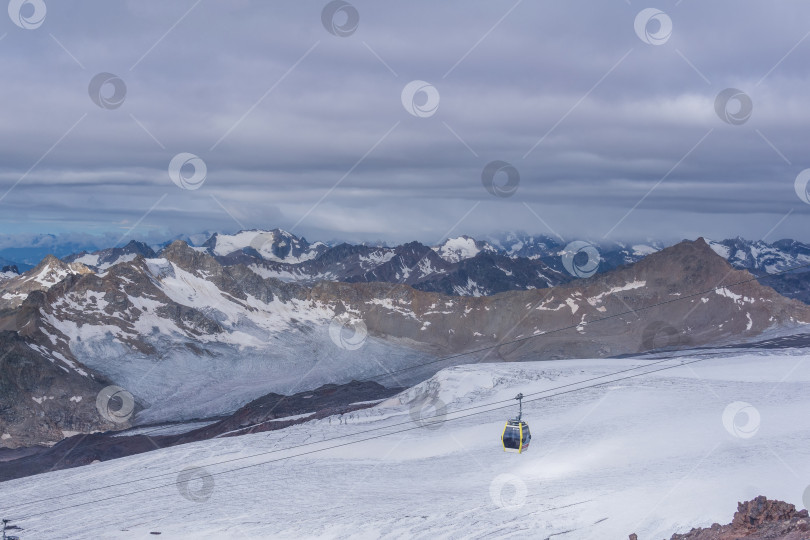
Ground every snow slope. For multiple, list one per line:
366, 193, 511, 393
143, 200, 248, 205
2, 351, 809, 539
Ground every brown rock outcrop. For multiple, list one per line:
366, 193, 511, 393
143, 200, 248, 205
629, 496, 810, 539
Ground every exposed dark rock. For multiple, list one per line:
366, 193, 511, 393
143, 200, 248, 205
659, 496, 810, 539
0, 331, 127, 449
62, 240, 156, 271
0, 380, 401, 482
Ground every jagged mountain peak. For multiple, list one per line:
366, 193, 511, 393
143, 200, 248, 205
706, 236, 810, 277
0, 255, 93, 311
159, 240, 231, 279
203, 228, 326, 264
162, 238, 195, 255
63, 240, 156, 272
24, 254, 90, 285
0, 265, 19, 276
119, 239, 155, 254
485, 231, 563, 258
433, 236, 496, 263
36, 253, 65, 267
11, 232, 810, 306
627, 237, 738, 280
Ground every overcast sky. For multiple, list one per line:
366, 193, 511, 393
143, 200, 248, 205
1, 0, 810, 249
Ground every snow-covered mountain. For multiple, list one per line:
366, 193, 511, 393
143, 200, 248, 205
0, 257, 24, 273
2, 352, 809, 539
224, 234, 568, 297
0, 265, 18, 281
433, 235, 497, 263
484, 232, 664, 265
0, 255, 92, 311
708, 237, 810, 274
2, 231, 809, 536
707, 237, 810, 304
46, 229, 810, 301
63, 240, 156, 272
1, 238, 808, 449
485, 232, 562, 259
203, 229, 328, 264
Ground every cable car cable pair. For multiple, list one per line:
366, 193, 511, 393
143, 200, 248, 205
6, 354, 690, 516
13, 355, 714, 521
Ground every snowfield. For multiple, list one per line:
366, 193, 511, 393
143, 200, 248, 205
2, 352, 810, 539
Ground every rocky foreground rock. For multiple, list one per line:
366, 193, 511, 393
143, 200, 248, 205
629, 496, 810, 539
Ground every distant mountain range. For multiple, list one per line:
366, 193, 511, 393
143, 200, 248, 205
63, 240, 157, 271
203, 232, 810, 303
1, 230, 808, 304
1, 236, 809, 448
703, 238, 810, 303
3, 227, 810, 449
11, 229, 798, 302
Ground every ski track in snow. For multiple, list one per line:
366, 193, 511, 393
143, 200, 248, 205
2, 353, 810, 539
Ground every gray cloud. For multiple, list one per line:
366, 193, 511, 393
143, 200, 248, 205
0, 0, 809, 248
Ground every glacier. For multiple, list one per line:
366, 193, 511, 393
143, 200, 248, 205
2, 350, 809, 539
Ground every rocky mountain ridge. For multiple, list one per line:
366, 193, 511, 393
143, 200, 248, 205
0, 255, 92, 312
63, 239, 156, 271
0, 230, 805, 301
1, 237, 808, 449
200, 230, 666, 296
180, 229, 810, 300
0, 330, 127, 449
0, 230, 800, 301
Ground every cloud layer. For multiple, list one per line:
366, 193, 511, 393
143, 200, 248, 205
1, 0, 809, 246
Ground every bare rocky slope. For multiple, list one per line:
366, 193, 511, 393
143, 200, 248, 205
629, 496, 810, 539
0, 379, 401, 482
0, 329, 128, 449
0, 255, 91, 312
0, 237, 809, 449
